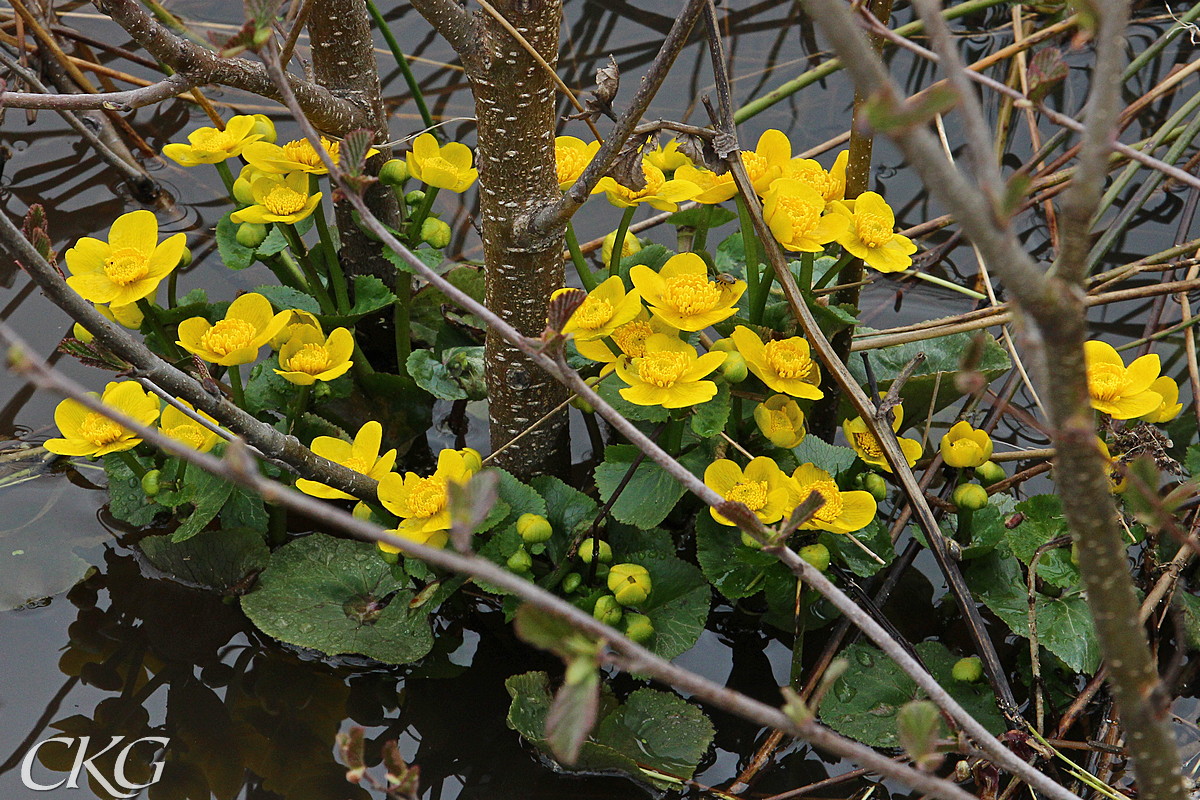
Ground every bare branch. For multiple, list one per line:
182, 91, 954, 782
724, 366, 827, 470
0, 70, 198, 110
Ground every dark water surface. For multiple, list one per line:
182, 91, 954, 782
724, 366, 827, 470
2, 2, 1198, 798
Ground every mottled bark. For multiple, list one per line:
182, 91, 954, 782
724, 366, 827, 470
468, 1, 569, 477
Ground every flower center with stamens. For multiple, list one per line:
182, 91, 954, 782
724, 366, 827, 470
343, 456, 370, 474
726, 479, 768, 512
764, 339, 817, 381
556, 147, 589, 185
572, 296, 615, 331
852, 430, 885, 459
103, 248, 150, 286
802, 480, 843, 523
287, 343, 333, 375
405, 477, 447, 518
262, 185, 308, 216
741, 151, 770, 184
282, 138, 336, 169
1088, 363, 1127, 402
79, 412, 125, 446
773, 195, 821, 237
662, 274, 722, 316
611, 320, 653, 358
192, 128, 236, 154
201, 319, 258, 357
856, 212, 893, 248
165, 424, 207, 451
636, 350, 689, 388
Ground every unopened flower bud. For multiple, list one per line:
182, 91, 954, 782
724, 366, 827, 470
797, 543, 831, 573
506, 547, 532, 573
140, 469, 161, 497
592, 594, 623, 626
710, 337, 736, 352
578, 538, 612, 564
862, 473, 888, 501
378, 158, 409, 187
951, 656, 984, 683
236, 222, 268, 249
719, 351, 748, 383
404, 189, 426, 207
952, 482, 989, 512
517, 513, 553, 544
561, 572, 583, 594
177, 246, 193, 268
250, 114, 276, 143
974, 460, 1006, 486
420, 217, 451, 249
624, 612, 654, 644
607, 563, 652, 606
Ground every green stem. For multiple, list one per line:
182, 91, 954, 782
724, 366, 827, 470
798, 252, 815, 291
365, 0, 437, 135
407, 187, 439, 243
737, 195, 763, 322
117, 450, 148, 480
214, 160, 237, 201
813, 250, 854, 290
566, 222, 597, 291
310, 174, 349, 313
900, 269, 987, 300
267, 251, 308, 292
135, 299, 182, 361
661, 417, 685, 455
351, 343, 376, 378
166, 269, 179, 309
609, 206, 637, 279
268, 503, 288, 547
394, 299, 411, 370
226, 363, 246, 408
277, 223, 336, 313
285, 384, 312, 435
692, 222, 710, 254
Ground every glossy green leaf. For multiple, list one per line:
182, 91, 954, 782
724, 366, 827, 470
141, 527, 268, 591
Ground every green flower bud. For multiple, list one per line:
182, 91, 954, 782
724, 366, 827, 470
460, 447, 483, 473
420, 217, 452, 249
710, 337, 736, 352
517, 513, 553, 544
592, 594, 623, 626
797, 543, 831, 573
404, 189, 427, 207
506, 547, 532, 573
378, 549, 400, 565
741, 531, 763, 550
250, 114, 277, 144
1070, 543, 1079, 567
951, 656, 984, 683
569, 394, 596, 414
140, 469, 161, 497
177, 246, 193, 268
862, 472, 888, 501
578, 538, 612, 564
974, 460, 1006, 486
561, 572, 583, 594
624, 613, 655, 644
607, 563, 652, 607
378, 158, 409, 187
352, 502, 374, 522
719, 351, 748, 383
952, 483, 989, 511
236, 222, 268, 249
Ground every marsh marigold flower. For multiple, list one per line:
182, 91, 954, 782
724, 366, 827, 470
1142, 376, 1183, 424
731, 326, 823, 399
778, 151, 849, 203
939, 421, 993, 469
832, 192, 917, 273
673, 164, 738, 205
630, 252, 745, 332
555, 136, 600, 189
269, 309, 323, 351
645, 139, 692, 172
296, 420, 398, 501
162, 114, 264, 166
574, 310, 677, 375
230, 172, 322, 226
553, 276, 642, 341
377, 448, 479, 551
790, 463, 876, 534
704, 456, 794, 526
44, 381, 160, 458
406, 133, 477, 193
65, 210, 187, 308
763, 180, 849, 253
741, 129, 793, 194
275, 326, 355, 385
177, 292, 289, 366
615, 333, 725, 408
1083, 340, 1163, 420
593, 162, 701, 212
754, 395, 807, 448
844, 405, 922, 473
601, 230, 643, 264
243, 135, 359, 175
159, 400, 221, 454
1096, 438, 1128, 493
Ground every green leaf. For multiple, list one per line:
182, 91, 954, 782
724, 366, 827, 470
969, 553, 1100, 673
318, 275, 397, 328
792, 435, 858, 477
172, 467, 236, 542
594, 445, 696, 529
531, 475, 598, 564
1179, 592, 1200, 650
546, 666, 601, 764
667, 206, 737, 229
820, 518, 893, 578
241, 533, 434, 664
141, 527, 269, 591
618, 244, 672, 281
254, 225, 290, 257
254, 284, 321, 315
1005, 495, 1079, 588
595, 378, 669, 422
216, 212, 255, 270
221, 487, 269, 533
714, 231, 746, 275
244, 355, 292, 418
625, 553, 709, 659
690, 382, 730, 438
103, 452, 164, 527
694, 511, 790, 600
409, 265, 485, 343
494, 468, 547, 529
820, 641, 1005, 748
406, 349, 467, 400
1186, 443, 1200, 479
383, 244, 445, 275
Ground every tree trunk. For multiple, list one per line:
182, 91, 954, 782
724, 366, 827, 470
468, 0, 570, 478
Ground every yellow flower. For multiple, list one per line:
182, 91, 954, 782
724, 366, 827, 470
555, 136, 600, 189
269, 309, 323, 351
741, 129, 793, 194
592, 162, 701, 211
177, 292, 289, 366
1097, 438, 1128, 493
65, 210, 187, 307
1083, 340, 1163, 420
753, 395, 807, 448
406, 133, 477, 193
601, 230, 643, 264
230, 172, 322, 226
377, 448, 479, 552
72, 302, 144, 343
939, 421, 993, 469
630, 252, 745, 332
552, 276, 642, 341
831, 192, 917, 273
44, 381, 160, 458
763, 179, 849, 253
575, 310, 677, 375
731, 326, 823, 400
296, 420, 398, 500
843, 406, 923, 473
673, 164, 738, 204
704, 456, 794, 526
275, 326, 355, 385
243, 135, 349, 175
233, 164, 272, 205
159, 400, 221, 453
1142, 376, 1183, 423
645, 139, 692, 172
789, 463, 876, 534
615, 333, 725, 408
249, 114, 277, 144
162, 115, 264, 166
777, 150, 848, 203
